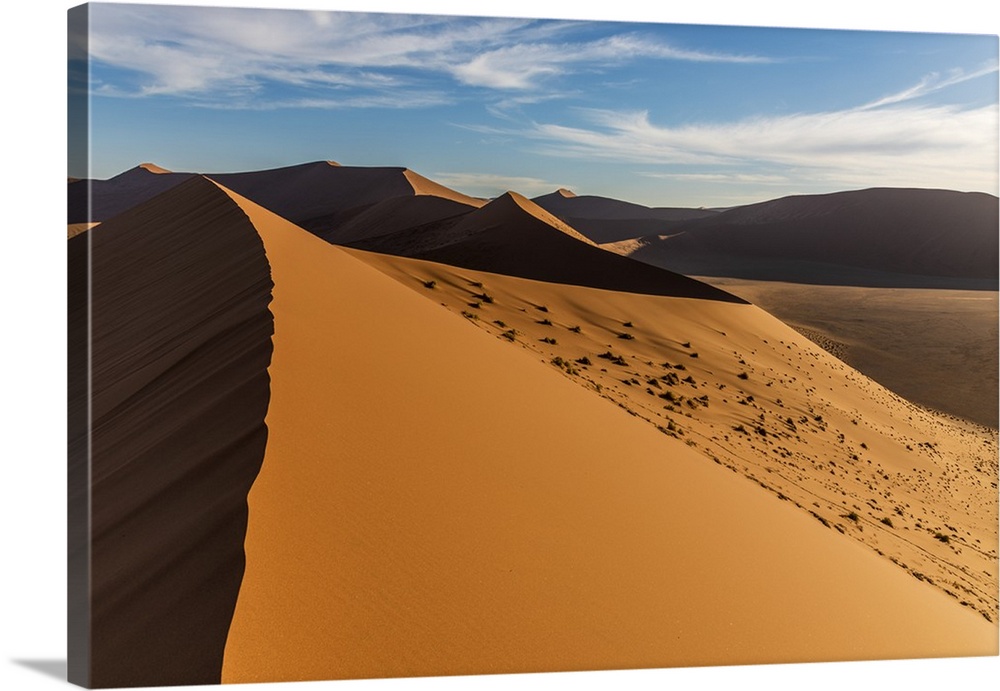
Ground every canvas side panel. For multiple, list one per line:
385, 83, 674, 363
67, 4, 91, 688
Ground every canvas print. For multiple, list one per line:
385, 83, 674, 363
67, 2, 999, 688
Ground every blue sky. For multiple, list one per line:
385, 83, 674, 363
74, 1, 998, 206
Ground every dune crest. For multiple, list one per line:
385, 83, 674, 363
138, 162, 171, 174
501, 190, 597, 245
402, 168, 486, 207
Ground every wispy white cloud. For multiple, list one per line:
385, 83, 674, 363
519, 100, 998, 193
450, 34, 772, 89
86, 5, 774, 104
430, 172, 571, 198
857, 62, 999, 110
641, 172, 793, 184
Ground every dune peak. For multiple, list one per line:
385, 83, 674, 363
138, 162, 172, 174
556, 187, 577, 198
325, 160, 341, 167
489, 191, 596, 246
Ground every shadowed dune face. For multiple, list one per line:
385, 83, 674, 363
350, 192, 747, 303
217, 188, 995, 683
79, 176, 274, 687
322, 195, 477, 245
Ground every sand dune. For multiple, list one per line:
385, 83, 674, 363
73, 177, 274, 687
215, 187, 995, 683
352, 191, 744, 301
617, 188, 999, 288
354, 248, 999, 626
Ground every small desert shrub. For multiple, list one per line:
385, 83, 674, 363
551, 356, 578, 375
623, 321, 634, 328
618, 332, 635, 340
470, 281, 483, 288
597, 351, 627, 366
468, 302, 481, 309
737, 372, 749, 380
423, 280, 437, 289
681, 341, 691, 348
540, 337, 558, 345
733, 424, 748, 434
538, 318, 553, 326
934, 532, 951, 543
568, 325, 582, 333
674, 363, 686, 371
536, 305, 549, 312
881, 517, 894, 528
689, 352, 699, 358
501, 330, 517, 341
845, 511, 859, 522
493, 320, 507, 327
575, 356, 592, 366
461, 311, 478, 320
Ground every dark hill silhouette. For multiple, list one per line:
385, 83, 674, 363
67, 164, 195, 223
618, 188, 999, 288
67, 161, 481, 235
531, 189, 719, 243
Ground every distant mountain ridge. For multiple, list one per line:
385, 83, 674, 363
531, 189, 719, 243
612, 187, 999, 288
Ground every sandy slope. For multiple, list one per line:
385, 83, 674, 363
354, 249, 999, 626
219, 187, 995, 683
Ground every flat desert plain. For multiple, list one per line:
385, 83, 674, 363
697, 279, 999, 429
